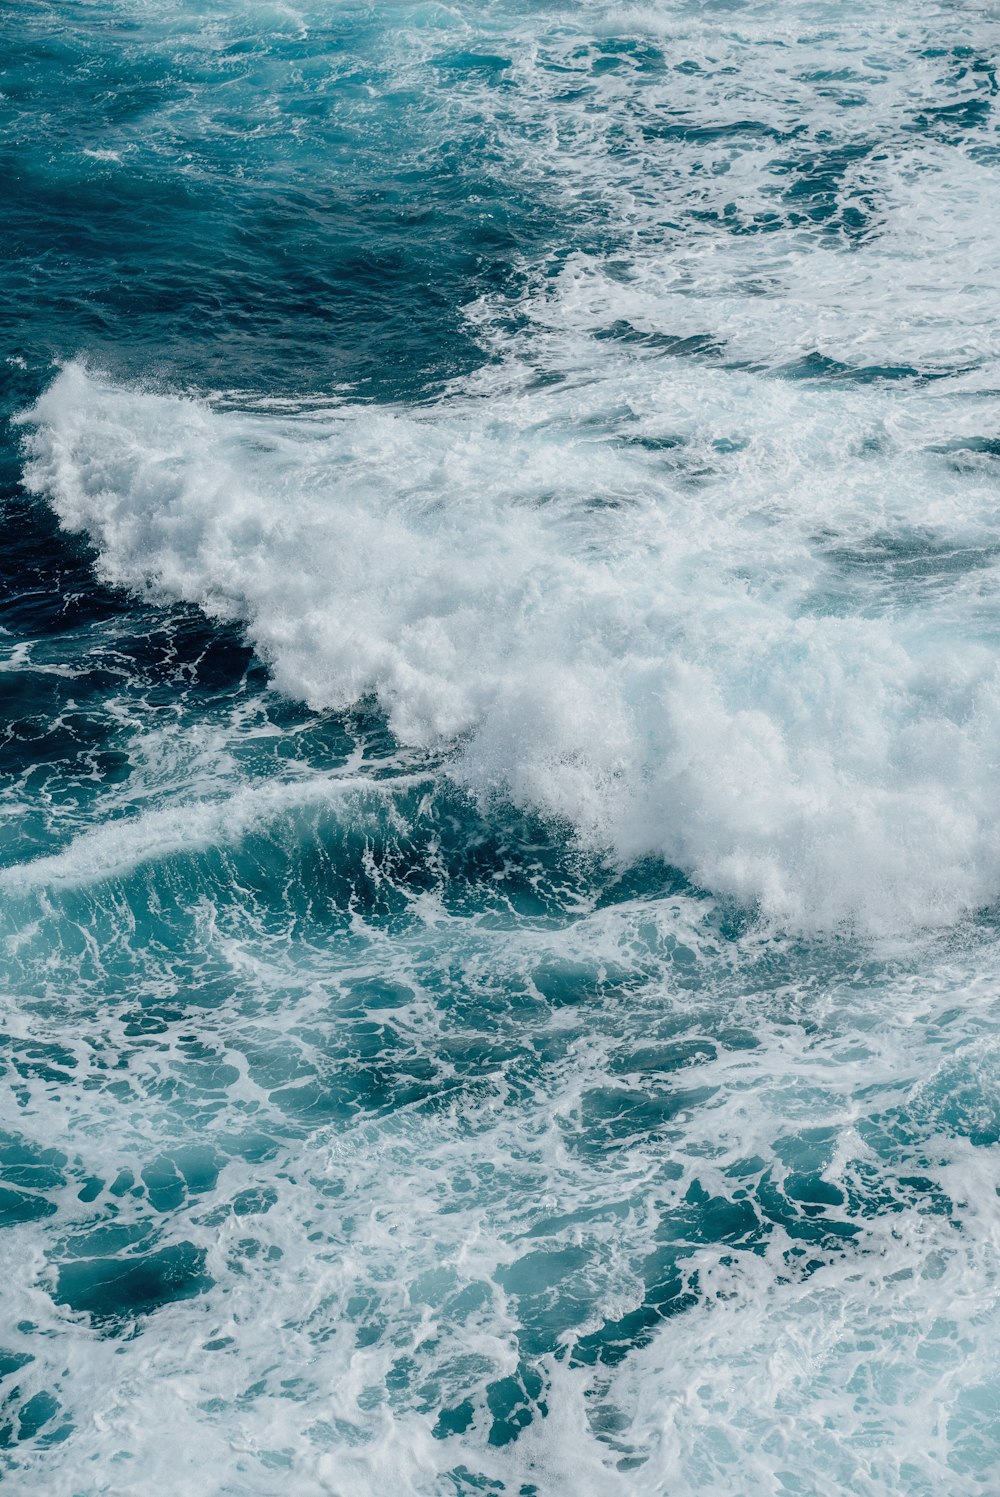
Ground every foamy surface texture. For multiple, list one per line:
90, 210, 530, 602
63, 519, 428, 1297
3, 0, 1000, 1491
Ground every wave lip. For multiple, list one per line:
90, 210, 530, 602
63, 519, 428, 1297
0, 770, 430, 892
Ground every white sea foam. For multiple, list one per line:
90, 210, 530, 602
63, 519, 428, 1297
6, 889, 1000, 1497
22, 353, 1000, 933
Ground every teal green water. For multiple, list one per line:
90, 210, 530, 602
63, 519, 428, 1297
4, 2, 1000, 1491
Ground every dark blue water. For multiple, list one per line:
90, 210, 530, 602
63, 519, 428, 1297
4, 2, 1000, 1491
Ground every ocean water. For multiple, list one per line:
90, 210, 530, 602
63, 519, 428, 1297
3, 0, 1000, 1491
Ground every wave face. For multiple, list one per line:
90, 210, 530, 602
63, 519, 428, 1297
5, 0, 1000, 1492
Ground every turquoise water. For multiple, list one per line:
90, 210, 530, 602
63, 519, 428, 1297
4, 1, 1000, 1491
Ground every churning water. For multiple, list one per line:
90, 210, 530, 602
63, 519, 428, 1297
3, 1, 1000, 1491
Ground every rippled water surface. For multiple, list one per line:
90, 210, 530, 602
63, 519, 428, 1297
4, 1, 1000, 1492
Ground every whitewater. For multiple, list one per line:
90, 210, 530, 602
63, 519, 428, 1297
3, 0, 1000, 1491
